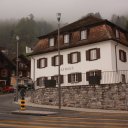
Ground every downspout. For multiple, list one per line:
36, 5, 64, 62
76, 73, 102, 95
115, 42, 118, 72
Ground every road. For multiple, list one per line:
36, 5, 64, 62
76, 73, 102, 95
1, 94, 128, 128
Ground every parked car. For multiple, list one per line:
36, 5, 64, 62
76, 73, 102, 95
2, 86, 14, 93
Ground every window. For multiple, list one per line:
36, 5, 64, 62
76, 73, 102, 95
86, 48, 100, 61
52, 55, 63, 66
81, 30, 87, 40
119, 50, 127, 62
68, 72, 82, 83
116, 29, 120, 38
37, 58, 47, 68
19, 71, 22, 77
64, 34, 69, 43
19, 63, 24, 68
86, 70, 101, 84
0, 69, 8, 77
51, 75, 64, 84
68, 52, 81, 64
121, 74, 126, 83
49, 38, 55, 47
36, 77, 47, 87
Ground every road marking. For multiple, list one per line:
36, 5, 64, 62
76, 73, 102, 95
1, 117, 128, 128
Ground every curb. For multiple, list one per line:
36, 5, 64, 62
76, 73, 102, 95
12, 110, 58, 116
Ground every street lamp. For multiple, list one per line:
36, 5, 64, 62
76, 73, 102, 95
15, 35, 19, 101
57, 13, 61, 110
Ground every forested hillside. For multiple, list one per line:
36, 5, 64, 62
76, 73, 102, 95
0, 14, 56, 57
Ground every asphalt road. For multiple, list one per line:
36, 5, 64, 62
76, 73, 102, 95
1, 93, 128, 128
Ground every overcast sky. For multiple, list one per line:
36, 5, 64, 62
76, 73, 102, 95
0, 0, 128, 23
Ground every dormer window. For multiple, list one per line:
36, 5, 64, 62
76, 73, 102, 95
81, 30, 87, 40
116, 29, 119, 38
64, 34, 69, 43
49, 38, 55, 47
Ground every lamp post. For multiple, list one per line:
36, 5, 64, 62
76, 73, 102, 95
15, 35, 19, 101
57, 13, 61, 110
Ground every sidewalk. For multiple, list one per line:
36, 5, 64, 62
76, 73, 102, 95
14, 97, 128, 114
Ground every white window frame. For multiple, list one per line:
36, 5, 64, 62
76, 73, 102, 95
81, 30, 87, 40
71, 73, 79, 83
64, 34, 69, 43
55, 56, 59, 66
90, 49, 97, 60
72, 52, 78, 63
49, 38, 55, 47
116, 29, 119, 38
40, 59, 45, 68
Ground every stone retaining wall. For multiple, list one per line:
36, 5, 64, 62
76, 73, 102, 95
30, 84, 128, 110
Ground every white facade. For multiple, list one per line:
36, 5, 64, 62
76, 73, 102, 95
31, 40, 128, 89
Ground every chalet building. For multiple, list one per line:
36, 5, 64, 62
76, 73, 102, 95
12, 54, 31, 83
29, 16, 128, 89
0, 51, 15, 86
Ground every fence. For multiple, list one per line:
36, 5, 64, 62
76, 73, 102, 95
36, 70, 128, 87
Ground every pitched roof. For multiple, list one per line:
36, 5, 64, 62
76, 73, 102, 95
28, 16, 128, 56
38, 15, 104, 39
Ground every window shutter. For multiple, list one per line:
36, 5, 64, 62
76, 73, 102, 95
68, 54, 71, 64
97, 48, 100, 59
97, 70, 102, 79
45, 58, 47, 67
124, 51, 127, 62
60, 75, 64, 84
60, 55, 63, 65
77, 52, 81, 62
37, 59, 40, 68
119, 50, 121, 61
86, 50, 90, 60
78, 73, 82, 82
68, 74, 71, 83
52, 57, 55, 66
86, 72, 90, 81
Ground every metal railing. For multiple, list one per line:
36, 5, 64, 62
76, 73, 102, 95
36, 70, 128, 87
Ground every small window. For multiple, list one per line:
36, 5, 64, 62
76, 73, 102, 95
37, 77, 47, 87
121, 74, 126, 83
64, 34, 69, 43
51, 75, 64, 84
119, 50, 127, 62
81, 30, 87, 40
52, 55, 63, 66
19, 71, 22, 77
49, 38, 55, 47
116, 29, 120, 38
37, 58, 47, 68
68, 72, 82, 83
68, 52, 81, 64
19, 63, 24, 68
86, 48, 100, 61
0, 69, 8, 77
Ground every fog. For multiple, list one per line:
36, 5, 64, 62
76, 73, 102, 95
0, 0, 128, 23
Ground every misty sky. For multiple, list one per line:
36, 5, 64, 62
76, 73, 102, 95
0, 0, 128, 23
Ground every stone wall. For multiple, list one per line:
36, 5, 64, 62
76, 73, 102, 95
30, 83, 128, 110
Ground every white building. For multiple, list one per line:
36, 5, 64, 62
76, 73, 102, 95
29, 16, 128, 89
